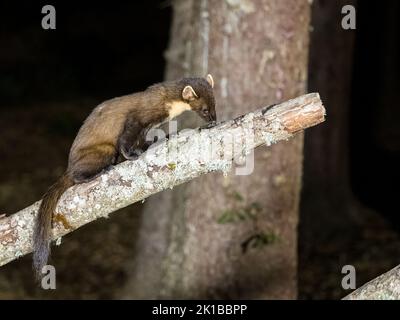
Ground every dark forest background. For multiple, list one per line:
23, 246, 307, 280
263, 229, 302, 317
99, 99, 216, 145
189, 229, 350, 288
0, 0, 399, 299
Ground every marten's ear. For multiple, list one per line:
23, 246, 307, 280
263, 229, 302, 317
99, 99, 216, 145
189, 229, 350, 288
182, 85, 198, 101
206, 74, 214, 88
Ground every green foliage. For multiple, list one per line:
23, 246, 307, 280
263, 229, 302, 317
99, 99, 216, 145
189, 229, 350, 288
217, 189, 277, 252
217, 202, 262, 224
231, 191, 244, 202
241, 231, 279, 253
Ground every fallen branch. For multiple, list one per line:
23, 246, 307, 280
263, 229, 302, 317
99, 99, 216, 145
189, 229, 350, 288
343, 265, 400, 300
0, 93, 325, 267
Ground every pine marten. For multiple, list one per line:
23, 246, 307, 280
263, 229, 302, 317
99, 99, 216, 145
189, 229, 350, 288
33, 75, 216, 280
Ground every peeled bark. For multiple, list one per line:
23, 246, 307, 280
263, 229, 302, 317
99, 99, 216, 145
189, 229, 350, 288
121, 0, 311, 299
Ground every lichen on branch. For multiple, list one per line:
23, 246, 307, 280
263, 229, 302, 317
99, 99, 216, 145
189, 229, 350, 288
0, 93, 325, 268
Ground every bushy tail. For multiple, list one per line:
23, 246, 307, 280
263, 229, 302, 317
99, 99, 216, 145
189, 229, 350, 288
33, 173, 73, 281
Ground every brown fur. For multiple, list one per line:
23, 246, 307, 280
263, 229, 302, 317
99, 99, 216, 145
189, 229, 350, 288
33, 173, 73, 281
32, 76, 216, 280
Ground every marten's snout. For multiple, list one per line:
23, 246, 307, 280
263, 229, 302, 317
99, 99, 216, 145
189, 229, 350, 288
210, 108, 217, 122
208, 112, 216, 123
198, 105, 216, 123
208, 103, 217, 123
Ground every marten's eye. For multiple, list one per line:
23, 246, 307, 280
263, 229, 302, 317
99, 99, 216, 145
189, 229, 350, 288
202, 108, 209, 114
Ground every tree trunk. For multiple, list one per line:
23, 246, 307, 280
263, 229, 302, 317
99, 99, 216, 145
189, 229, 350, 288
301, 0, 357, 234
120, 0, 311, 299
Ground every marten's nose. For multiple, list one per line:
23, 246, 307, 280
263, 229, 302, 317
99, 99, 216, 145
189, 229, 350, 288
210, 111, 216, 122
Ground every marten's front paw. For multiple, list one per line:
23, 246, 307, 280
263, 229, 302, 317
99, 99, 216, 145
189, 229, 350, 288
120, 146, 143, 160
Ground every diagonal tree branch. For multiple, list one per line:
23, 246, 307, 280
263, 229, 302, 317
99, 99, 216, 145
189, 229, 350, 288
343, 265, 400, 300
0, 93, 325, 268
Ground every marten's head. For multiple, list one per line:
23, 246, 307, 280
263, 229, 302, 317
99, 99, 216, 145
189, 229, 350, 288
178, 75, 216, 123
